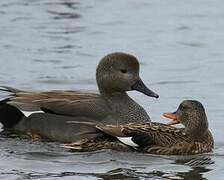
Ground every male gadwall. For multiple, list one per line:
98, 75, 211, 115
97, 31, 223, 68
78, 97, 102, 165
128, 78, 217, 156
0, 52, 158, 142
66, 100, 214, 155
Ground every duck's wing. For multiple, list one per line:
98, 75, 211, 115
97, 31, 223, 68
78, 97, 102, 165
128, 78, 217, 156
96, 122, 188, 148
144, 133, 214, 155
33, 97, 108, 120
143, 142, 195, 155
0, 86, 109, 119
0, 86, 99, 105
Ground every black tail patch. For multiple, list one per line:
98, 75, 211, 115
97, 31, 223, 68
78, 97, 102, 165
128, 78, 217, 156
0, 86, 21, 93
0, 100, 24, 128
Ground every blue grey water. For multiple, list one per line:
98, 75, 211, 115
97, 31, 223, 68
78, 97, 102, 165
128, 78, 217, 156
0, 0, 223, 179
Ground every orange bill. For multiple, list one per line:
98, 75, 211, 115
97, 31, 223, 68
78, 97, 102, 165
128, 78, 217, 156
163, 112, 180, 126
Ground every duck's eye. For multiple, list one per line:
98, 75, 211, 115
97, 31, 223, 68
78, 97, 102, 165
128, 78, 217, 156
121, 69, 127, 73
180, 104, 188, 110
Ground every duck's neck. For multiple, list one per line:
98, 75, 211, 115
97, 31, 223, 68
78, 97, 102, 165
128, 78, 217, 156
185, 116, 209, 140
100, 91, 150, 123
101, 91, 131, 104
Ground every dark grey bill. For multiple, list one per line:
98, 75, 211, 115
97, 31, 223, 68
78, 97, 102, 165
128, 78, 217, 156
131, 79, 159, 98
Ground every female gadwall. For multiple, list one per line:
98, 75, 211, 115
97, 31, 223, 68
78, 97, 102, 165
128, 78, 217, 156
66, 100, 214, 155
0, 52, 158, 142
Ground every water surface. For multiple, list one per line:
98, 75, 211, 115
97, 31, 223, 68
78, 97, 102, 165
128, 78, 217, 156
0, 0, 223, 179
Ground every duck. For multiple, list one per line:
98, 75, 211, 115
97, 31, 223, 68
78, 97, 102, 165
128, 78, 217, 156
65, 100, 214, 155
0, 52, 159, 142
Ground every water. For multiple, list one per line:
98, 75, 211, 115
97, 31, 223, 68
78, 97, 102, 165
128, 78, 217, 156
0, 0, 223, 179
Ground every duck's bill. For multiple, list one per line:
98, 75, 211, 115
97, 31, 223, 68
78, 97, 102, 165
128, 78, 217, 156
163, 112, 180, 126
131, 79, 159, 98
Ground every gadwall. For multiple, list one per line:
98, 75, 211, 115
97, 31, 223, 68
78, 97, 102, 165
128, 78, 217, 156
66, 100, 214, 155
0, 52, 158, 142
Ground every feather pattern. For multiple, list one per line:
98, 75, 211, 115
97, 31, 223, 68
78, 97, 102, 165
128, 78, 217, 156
65, 122, 213, 155
65, 100, 214, 155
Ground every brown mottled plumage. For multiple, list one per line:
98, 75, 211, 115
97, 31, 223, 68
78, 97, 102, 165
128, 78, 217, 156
65, 100, 214, 155
0, 52, 158, 142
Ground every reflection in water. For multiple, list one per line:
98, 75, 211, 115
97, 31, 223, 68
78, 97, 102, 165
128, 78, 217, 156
100, 166, 212, 179
99, 168, 142, 179
177, 156, 214, 167
0, 164, 210, 179
174, 156, 214, 180
0, 0, 223, 179
177, 167, 211, 180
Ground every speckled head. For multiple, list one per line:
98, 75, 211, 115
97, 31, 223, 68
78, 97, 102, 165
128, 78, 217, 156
177, 100, 208, 134
164, 100, 209, 138
96, 52, 159, 98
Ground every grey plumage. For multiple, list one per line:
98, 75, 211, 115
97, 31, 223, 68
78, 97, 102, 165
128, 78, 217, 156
0, 52, 158, 142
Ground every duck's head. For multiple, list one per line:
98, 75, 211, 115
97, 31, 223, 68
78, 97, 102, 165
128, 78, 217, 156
96, 52, 159, 98
163, 100, 208, 138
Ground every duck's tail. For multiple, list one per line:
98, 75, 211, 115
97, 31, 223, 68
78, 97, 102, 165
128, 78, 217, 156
0, 86, 25, 129
0, 86, 22, 94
